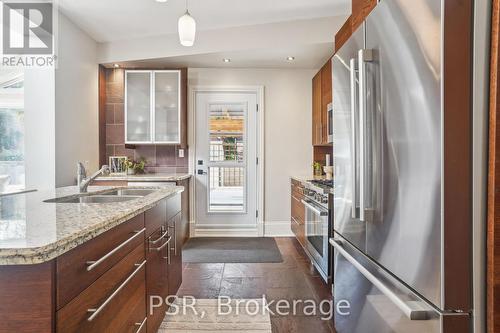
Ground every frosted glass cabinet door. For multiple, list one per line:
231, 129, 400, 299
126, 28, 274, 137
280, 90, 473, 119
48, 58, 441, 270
154, 71, 180, 143
126, 71, 151, 143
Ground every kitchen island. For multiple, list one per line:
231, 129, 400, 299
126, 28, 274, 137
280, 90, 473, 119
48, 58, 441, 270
0, 185, 185, 333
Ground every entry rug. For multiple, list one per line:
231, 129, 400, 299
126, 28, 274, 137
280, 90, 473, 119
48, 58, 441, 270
182, 237, 283, 263
158, 298, 272, 333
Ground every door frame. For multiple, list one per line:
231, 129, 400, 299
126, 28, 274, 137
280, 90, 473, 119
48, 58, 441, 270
188, 85, 265, 237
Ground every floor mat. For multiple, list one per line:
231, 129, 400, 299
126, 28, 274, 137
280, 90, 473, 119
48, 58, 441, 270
182, 237, 283, 263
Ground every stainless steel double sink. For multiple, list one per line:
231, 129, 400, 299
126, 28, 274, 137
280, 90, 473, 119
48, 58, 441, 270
45, 188, 157, 204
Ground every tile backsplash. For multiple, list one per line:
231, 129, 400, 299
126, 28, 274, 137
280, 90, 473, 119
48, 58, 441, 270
103, 68, 188, 174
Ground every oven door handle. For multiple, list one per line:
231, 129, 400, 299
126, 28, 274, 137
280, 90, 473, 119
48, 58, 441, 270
301, 199, 328, 216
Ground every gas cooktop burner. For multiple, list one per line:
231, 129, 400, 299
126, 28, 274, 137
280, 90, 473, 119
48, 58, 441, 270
310, 179, 333, 188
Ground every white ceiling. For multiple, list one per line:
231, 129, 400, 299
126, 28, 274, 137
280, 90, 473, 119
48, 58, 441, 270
58, 0, 351, 43
115, 43, 335, 69
58, 0, 350, 68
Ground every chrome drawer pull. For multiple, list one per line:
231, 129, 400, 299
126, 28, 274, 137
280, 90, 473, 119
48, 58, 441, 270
167, 224, 177, 255
86, 228, 146, 272
149, 227, 168, 245
87, 260, 146, 322
163, 239, 171, 265
134, 317, 147, 333
150, 235, 172, 252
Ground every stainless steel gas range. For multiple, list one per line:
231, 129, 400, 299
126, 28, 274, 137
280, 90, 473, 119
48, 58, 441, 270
301, 179, 333, 283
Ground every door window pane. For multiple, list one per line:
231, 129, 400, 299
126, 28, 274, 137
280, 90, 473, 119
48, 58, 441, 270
126, 72, 151, 142
0, 69, 24, 192
209, 104, 244, 162
208, 167, 245, 212
154, 71, 179, 142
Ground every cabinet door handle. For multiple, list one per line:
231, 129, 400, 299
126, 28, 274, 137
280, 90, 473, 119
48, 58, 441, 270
134, 317, 147, 333
167, 224, 177, 255
86, 228, 145, 272
150, 235, 172, 252
163, 240, 171, 265
87, 260, 146, 322
149, 227, 168, 245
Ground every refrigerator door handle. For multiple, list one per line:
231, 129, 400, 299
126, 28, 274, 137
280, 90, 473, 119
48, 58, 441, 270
358, 49, 373, 222
330, 238, 433, 321
349, 58, 358, 219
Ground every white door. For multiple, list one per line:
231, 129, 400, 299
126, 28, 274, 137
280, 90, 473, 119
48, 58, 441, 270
194, 91, 258, 234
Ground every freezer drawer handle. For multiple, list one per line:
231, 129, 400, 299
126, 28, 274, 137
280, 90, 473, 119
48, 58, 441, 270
330, 238, 432, 320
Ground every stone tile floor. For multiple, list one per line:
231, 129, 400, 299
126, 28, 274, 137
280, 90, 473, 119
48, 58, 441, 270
177, 237, 335, 333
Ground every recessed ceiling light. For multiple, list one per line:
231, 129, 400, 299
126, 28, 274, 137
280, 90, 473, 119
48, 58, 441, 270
286, 56, 295, 61
223, 58, 231, 63
113, 64, 120, 68
156, 0, 168, 2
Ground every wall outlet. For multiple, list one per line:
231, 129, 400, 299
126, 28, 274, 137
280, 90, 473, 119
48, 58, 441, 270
178, 149, 184, 158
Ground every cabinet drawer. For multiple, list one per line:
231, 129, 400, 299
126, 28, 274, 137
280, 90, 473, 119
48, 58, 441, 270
57, 214, 145, 309
166, 193, 181, 221
145, 199, 167, 237
291, 194, 305, 224
57, 244, 146, 333
291, 217, 305, 247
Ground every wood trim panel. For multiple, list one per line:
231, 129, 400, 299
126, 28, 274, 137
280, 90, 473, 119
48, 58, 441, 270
488, 0, 500, 332
351, 0, 377, 31
335, 16, 353, 52
442, 0, 473, 310
0, 261, 55, 333
98, 65, 107, 167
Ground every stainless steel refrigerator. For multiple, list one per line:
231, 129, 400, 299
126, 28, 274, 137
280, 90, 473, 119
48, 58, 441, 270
331, 0, 473, 332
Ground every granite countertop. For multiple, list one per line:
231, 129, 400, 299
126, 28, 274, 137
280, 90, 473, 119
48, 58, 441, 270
96, 173, 191, 182
0, 185, 184, 265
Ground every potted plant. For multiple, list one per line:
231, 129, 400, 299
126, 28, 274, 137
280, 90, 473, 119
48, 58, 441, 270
133, 157, 146, 174
313, 162, 323, 176
124, 159, 135, 175
124, 158, 147, 175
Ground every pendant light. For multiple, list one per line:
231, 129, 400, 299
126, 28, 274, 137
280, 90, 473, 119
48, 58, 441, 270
178, 0, 196, 47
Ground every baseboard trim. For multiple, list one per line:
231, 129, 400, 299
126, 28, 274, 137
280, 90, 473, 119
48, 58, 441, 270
264, 221, 293, 237
194, 228, 259, 237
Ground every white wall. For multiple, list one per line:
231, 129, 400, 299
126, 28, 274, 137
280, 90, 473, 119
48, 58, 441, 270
55, 13, 98, 186
24, 68, 56, 190
189, 68, 314, 236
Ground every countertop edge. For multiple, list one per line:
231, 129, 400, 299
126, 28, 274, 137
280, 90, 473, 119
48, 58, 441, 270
95, 174, 192, 182
0, 187, 184, 266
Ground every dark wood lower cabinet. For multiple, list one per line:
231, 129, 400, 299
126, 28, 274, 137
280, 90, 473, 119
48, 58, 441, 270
0, 193, 185, 333
57, 244, 146, 333
168, 213, 183, 295
146, 225, 170, 333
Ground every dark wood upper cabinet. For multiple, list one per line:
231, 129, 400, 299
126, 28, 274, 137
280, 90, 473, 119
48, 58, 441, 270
312, 59, 332, 147
312, 71, 322, 146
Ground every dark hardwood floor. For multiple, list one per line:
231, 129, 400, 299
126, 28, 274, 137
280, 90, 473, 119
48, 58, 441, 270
178, 237, 335, 333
